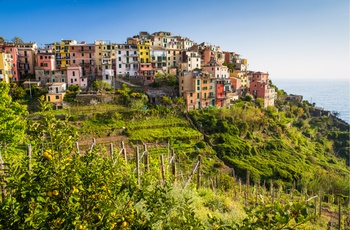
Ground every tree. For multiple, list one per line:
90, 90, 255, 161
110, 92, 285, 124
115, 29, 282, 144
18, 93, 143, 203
0, 82, 27, 153
92, 80, 111, 94
12, 36, 23, 44
0, 36, 5, 43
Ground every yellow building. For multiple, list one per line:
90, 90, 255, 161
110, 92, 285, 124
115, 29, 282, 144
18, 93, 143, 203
137, 40, 151, 64
0, 52, 13, 83
94, 40, 116, 86
53, 40, 76, 70
137, 40, 154, 83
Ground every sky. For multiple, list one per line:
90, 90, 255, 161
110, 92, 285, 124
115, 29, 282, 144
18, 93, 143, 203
1, 0, 349, 80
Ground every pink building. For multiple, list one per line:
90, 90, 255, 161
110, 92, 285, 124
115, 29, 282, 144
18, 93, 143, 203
37, 50, 55, 70
230, 76, 241, 94
67, 66, 86, 88
201, 48, 212, 66
70, 42, 96, 81
249, 71, 270, 107
139, 63, 154, 84
3, 44, 19, 81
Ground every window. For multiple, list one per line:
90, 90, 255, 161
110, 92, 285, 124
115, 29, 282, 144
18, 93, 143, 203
40, 55, 43, 59
52, 79, 55, 82
61, 78, 65, 82
55, 95, 60, 100
118, 64, 121, 68
118, 57, 121, 61
197, 93, 199, 99
75, 78, 77, 82
71, 79, 73, 83
190, 93, 193, 97
72, 71, 75, 76
61, 71, 64, 74
197, 80, 200, 85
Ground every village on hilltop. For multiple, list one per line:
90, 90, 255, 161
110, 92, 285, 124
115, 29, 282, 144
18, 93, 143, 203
0, 31, 277, 110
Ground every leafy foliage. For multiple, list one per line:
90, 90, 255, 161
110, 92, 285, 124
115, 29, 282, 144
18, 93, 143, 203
0, 82, 27, 153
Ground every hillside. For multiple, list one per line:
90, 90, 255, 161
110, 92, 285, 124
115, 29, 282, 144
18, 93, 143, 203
1, 82, 349, 229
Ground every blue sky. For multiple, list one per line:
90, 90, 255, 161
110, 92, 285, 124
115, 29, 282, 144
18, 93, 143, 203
1, 0, 349, 80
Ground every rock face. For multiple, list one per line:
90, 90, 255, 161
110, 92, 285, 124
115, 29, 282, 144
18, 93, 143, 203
75, 93, 116, 105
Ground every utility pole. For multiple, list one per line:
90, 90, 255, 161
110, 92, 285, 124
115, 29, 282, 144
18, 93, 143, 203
29, 78, 32, 98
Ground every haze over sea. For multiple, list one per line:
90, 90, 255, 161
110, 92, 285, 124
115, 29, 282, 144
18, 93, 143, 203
273, 78, 350, 124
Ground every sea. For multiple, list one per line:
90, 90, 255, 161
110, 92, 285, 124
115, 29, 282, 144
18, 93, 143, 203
272, 78, 350, 124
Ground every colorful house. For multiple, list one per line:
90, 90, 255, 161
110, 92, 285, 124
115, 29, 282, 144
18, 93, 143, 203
0, 51, 13, 83
53, 40, 76, 70
94, 40, 116, 86
70, 41, 96, 84
36, 48, 56, 70
179, 70, 215, 111
249, 71, 271, 108
116, 44, 139, 78
137, 40, 154, 84
178, 51, 201, 72
202, 62, 231, 107
67, 66, 85, 88
2, 43, 19, 81
46, 82, 66, 107
17, 42, 37, 79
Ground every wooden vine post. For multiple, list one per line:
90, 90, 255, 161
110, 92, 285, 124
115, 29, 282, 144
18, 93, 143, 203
197, 155, 202, 190
338, 196, 341, 230
270, 180, 274, 203
160, 154, 165, 183
319, 188, 322, 216
171, 149, 176, 182
121, 141, 127, 163
75, 141, 80, 155
136, 146, 140, 186
27, 144, 32, 172
143, 144, 149, 173
109, 143, 114, 161
0, 152, 6, 202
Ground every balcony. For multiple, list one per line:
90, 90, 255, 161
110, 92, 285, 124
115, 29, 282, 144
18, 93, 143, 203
124, 54, 138, 57
80, 49, 94, 52
216, 95, 227, 99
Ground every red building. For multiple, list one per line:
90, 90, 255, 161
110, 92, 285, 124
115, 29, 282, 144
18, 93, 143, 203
249, 71, 270, 107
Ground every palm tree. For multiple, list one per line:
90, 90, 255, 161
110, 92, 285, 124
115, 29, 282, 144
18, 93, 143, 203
12, 36, 23, 44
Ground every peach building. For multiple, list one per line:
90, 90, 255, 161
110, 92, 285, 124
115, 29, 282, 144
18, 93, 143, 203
17, 42, 37, 78
179, 70, 215, 111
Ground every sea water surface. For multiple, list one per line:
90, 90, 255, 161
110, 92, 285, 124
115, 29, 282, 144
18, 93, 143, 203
273, 78, 350, 124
